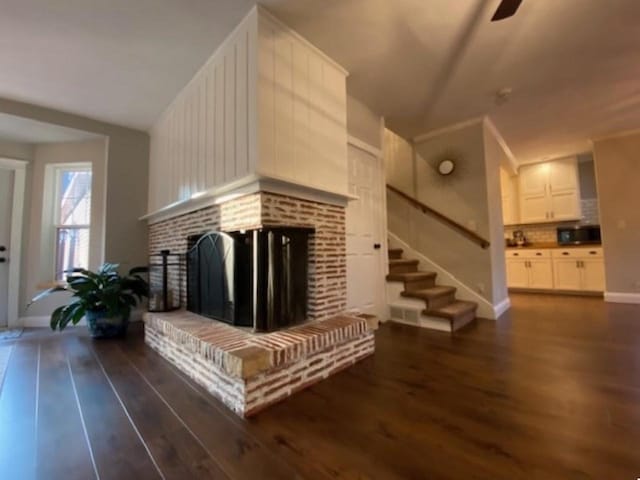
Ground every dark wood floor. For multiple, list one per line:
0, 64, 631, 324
1, 294, 640, 479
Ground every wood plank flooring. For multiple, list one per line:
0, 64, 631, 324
1, 293, 640, 479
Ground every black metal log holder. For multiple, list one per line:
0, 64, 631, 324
148, 249, 182, 312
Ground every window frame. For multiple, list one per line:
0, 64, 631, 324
51, 164, 92, 281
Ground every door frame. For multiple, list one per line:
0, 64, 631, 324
346, 135, 388, 318
0, 158, 27, 328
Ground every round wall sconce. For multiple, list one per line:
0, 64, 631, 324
437, 159, 456, 176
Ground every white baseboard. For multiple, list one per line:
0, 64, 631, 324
604, 292, 640, 304
20, 316, 68, 328
494, 298, 511, 318
19, 309, 145, 328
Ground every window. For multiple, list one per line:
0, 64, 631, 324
53, 167, 92, 280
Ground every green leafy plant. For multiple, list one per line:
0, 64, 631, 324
29, 263, 149, 331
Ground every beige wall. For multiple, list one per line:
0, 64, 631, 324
347, 95, 382, 149
383, 128, 414, 193
0, 97, 149, 319
22, 139, 107, 317
482, 125, 509, 305
0, 140, 34, 161
593, 133, 640, 295
385, 120, 508, 308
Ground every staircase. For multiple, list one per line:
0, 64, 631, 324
386, 248, 477, 332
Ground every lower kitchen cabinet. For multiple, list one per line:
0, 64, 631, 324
552, 248, 605, 292
506, 250, 553, 289
506, 247, 604, 292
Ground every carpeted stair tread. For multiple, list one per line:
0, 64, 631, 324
388, 248, 404, 259
401, 285, 456, 300
424, 301, 478, 320
386, 271, 437, 282
389, 259, 419, 267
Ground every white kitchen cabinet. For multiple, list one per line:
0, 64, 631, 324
552, 259, 583, 290
552, 247, 605, 292
506, 250, 553, 289
506, 259, 529, 288
518, 158, 581, 224
507, 247, 604, 292
581, 259, 606, 291
527, 259, 554, 289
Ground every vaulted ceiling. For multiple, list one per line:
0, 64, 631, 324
2, 0, 640, 163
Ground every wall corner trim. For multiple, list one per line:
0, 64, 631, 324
493, 297, 511, 318
604, 292, 640, 304
348, 135, 382, 158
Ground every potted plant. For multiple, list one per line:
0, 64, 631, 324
29, 263, 149, 338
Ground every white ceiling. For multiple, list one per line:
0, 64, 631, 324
2, 0, 640, 163
0, 113, 102, 144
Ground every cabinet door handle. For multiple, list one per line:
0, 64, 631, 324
562, 252, 569, 256
589, 251, 597, 255
551, 211, 554, 219
576, 260, 580, 268
536, 252, 542, 256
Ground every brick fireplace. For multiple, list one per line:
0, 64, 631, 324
144, 191, 378, 416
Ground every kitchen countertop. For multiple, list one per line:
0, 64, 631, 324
506, 242, 603, 250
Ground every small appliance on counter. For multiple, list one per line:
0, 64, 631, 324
513, 230, 527, 247
557, 225, 601, 246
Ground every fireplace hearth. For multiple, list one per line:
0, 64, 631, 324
186, 227, 312, 332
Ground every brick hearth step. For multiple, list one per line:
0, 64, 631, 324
144, 311, 378, 417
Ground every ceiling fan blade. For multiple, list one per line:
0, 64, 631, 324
491, 0, 523, 21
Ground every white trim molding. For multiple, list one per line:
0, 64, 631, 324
604, 292, 640, 304
0, 158, 27, 329
142, 174, 357, 225
348, 135, 382, 158
493, 297, 512, 318
483, 117, 519, 173
413, 117, 484, 144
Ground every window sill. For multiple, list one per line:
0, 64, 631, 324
36, 281, 67, 290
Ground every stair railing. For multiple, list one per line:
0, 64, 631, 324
386, 184, 490, 249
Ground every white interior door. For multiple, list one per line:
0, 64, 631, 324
0, 168, 14, 328
346, 143, 385, 317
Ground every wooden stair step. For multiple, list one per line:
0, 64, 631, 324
389, 259, 418, 267
388, 258, 419, 274
401, 286, 456, 301
388, 248, 404, 260
386, 271, 436, 282
424, 300, 478, 320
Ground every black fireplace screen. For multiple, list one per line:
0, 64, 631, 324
186, 227, 311, 331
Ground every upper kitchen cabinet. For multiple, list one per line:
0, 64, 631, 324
500, 167, 519, 225
518, 157, 581, 224
147, 6, 349, 214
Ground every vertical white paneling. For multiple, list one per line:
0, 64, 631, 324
147, 7, 349, 214
148, 9, 258, 212
224, 51, 236, 181
236, 31, 249, 178
256, 11, 348, 196
198, 80, 206, 193
292, 42, 310, 186
214, 62, 225, 183
205, 69, 215, 189
274, 34, 295, 180
247, 20, 258, 173
257, 19, 275, 175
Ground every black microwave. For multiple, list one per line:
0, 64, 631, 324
557, 225, 601, 245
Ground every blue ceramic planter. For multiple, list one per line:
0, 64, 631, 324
85, 310, 128, 338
